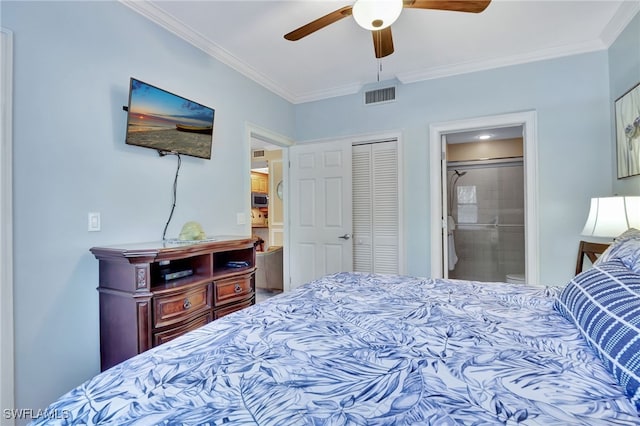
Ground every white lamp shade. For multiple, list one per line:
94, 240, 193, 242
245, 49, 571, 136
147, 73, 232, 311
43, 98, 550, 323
582, 196, 640, 237
352, 0, 403, 31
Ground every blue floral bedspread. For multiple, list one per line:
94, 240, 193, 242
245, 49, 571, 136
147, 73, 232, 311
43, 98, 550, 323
32, 273, 640, 425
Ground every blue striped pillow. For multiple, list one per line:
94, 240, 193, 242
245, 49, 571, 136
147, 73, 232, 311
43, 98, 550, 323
554, 259, 640, 410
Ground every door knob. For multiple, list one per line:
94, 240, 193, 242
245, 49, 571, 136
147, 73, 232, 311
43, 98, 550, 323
338, 233, 352, 240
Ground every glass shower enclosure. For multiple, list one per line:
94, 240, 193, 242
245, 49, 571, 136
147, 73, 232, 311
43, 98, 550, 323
446, 160, 525, 283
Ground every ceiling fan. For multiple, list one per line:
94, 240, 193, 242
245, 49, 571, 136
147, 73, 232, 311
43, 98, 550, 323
284, 0, 491, 58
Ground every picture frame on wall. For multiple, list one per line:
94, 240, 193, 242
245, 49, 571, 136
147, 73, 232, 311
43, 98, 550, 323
615, 82, 640, 179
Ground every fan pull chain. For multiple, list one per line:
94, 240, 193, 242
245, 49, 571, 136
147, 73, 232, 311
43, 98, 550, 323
376, 30, 381, 82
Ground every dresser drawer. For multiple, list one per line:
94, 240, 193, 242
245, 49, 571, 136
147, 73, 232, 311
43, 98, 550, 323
153, 284, 212, 329
214, 275, 253, 306
214, 296, 254, 320
153, 311, 212, 346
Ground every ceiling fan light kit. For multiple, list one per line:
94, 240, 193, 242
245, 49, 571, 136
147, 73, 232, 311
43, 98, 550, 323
352, 0, 403, 31
284, 0, 491, 59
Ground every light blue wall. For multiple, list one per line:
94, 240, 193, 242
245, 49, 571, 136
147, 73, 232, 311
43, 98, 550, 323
295, 52, 612, 286
3, 1, 294, 416
609, 12, 640, 195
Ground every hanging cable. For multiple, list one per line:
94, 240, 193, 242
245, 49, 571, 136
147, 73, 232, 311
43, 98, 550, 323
161, 151, 181, 241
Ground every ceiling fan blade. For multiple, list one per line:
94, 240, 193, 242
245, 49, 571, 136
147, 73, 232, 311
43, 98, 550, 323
372, 27, 394, 58
284, 6, 353, 41
404, 0, 491, 13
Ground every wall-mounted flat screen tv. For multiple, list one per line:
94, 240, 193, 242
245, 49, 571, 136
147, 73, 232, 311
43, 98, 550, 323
125, 78, 215, 159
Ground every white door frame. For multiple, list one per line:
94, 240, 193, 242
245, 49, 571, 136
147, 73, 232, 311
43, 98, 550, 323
245, 123, 293, 291
429, 111, 539, 285
439, 133, 450, 278
1, 27, 15, 423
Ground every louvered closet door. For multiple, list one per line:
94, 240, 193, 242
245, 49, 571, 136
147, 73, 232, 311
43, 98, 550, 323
352, 141, 399, 274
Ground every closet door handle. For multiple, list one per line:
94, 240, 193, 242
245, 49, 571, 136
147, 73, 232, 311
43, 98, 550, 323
338, 233, 352, 240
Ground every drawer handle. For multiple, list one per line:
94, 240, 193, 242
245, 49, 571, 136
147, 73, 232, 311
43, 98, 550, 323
234, 283, 243, 294
183, 298, 192, 310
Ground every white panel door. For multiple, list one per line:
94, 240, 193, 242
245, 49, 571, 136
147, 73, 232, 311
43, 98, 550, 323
289, 140, 353, 289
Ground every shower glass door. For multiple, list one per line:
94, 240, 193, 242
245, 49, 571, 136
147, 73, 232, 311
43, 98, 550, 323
446, 160, 525, 283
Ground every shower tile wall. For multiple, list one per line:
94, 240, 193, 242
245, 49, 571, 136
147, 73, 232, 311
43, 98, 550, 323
449, 164, 525, 282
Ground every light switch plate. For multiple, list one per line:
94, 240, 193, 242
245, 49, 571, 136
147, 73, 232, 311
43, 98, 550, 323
88, 212, 101, 232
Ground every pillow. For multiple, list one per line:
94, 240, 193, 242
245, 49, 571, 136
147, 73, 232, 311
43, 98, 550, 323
554, 259, 640, 410
595, 228, 640, 274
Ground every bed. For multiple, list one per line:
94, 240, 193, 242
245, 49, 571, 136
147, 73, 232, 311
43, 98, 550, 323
32, 231, 640, 425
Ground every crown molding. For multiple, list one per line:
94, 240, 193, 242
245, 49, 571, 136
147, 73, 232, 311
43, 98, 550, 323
399, 1, 638, 84
397, 38, 607, 84
119, 0, 298, 104
290, 82, 364, 104
121, 0, 638, 105
600, 1, 640, 47
119, 0, 364, 104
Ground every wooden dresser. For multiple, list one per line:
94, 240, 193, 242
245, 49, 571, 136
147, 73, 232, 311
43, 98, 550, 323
90, 236, 256, 371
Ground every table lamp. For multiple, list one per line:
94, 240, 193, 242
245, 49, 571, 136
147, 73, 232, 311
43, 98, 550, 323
582, 196, 640, 238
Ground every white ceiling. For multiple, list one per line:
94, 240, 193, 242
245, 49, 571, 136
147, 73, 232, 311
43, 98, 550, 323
123, 1, 639, 104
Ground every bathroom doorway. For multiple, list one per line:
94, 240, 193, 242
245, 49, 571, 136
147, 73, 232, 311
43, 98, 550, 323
444, 126, 525, 283
429, 111, 539, 285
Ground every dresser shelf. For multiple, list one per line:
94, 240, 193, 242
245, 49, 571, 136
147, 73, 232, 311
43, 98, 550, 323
90, 236, 257, 371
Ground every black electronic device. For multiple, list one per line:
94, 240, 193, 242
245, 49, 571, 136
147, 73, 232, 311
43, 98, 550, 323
226, 261, 250, 268
159, 268, 194, 281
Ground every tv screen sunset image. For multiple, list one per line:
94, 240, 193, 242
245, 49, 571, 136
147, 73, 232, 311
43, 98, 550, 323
126, 79, 215, 159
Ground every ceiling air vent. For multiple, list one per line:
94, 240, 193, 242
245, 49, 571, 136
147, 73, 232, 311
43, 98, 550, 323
252, 149, 266, 159
364, 86, 396, 105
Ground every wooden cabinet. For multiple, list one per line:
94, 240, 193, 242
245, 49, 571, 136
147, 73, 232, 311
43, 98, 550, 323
91, 236, 256, 371
251, 171, 268, 193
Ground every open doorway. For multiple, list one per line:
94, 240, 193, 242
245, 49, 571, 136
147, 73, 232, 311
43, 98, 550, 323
250, 139, 284, 302
444, 126, 525, 283
429, 111, 539, 285
247, 125, 292, 301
